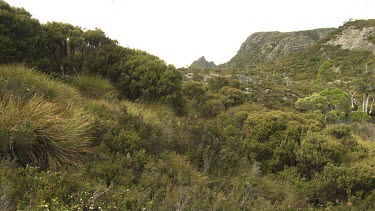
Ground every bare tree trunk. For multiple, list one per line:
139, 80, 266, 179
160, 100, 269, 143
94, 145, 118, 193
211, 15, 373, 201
370, 95, 375, 115
350, 91, 356, 110
366, 94, 370, 113
363, 93, 367, 112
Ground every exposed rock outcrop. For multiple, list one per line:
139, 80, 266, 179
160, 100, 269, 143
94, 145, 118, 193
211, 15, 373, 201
190, 56, 216, 69
326, 26, 375, 54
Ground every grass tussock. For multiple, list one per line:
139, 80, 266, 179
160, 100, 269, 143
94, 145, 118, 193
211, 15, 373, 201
0, 64, 82, 105
85, 99, 123, 119
122, 100, 175, 126
66, 74, 118, 99
0, 94, 92, 169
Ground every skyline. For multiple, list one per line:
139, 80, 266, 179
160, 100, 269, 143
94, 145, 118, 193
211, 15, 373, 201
4, 0, 375, 67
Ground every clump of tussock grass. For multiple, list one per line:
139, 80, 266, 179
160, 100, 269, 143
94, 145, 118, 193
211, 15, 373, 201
85, 99, 124, 120
0, 64, 82, 105
122, 100, 175, 126
66, 74, 118, 99
0, 65, 93, 169
0, 94, 92, 169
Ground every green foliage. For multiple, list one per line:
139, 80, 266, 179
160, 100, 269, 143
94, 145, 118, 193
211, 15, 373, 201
349, 111, 371, 122
0, 65, 82, 104
0, 94, 91, 169
307, 159, 375, 205
34, 22, 114, 75
201, 99, 225, 118
295, 88, 350, 121
0, 66, 92, 169
317, 61, 334, 87
66, 74, 118, 99
86, 46, 184, 109
0, 1, 42, 63
2, 2, 375, 209
182, 80, 207, 102
136, 152, 209, 210
207, 75, 230, 91
219, 86, 245, 107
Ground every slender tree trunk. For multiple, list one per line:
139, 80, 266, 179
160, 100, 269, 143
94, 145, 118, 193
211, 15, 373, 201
370, 95, 375, 115
350, 91, 356, 110
363, 93, 367, 112
366, 94, 370, 113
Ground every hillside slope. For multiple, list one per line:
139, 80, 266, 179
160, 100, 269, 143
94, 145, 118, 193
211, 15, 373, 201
226, 28, 335, 68
259, 20, 375, 81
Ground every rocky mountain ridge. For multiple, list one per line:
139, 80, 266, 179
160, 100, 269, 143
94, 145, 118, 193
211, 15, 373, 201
226, 28, 336, 68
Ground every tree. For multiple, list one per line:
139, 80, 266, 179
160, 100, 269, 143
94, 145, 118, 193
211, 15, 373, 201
40, 22, 84, 75
83, 28, 114, 48
295, 88, 350, 121
351, 74, 375, 114
316, 61, 334, 88
0, 1, 42, 63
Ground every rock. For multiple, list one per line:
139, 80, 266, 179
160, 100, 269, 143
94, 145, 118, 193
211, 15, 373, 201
189, 56, 216, 69
326, 26, 375, 54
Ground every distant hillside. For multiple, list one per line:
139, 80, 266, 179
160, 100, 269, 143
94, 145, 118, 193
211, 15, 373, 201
226, 28, 335, 68
257, 20, 375, 81
189, 56, 216, 69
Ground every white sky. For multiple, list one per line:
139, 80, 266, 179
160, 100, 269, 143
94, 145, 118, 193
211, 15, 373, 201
4, 0, 375, 67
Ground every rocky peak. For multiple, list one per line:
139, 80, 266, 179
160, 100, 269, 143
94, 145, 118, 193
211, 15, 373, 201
190, 56, 216, 69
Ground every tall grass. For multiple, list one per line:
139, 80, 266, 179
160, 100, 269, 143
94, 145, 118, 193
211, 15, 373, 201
0, 65, 92, 169
66, 74, 118, 99
0, 95, 92, 169
122, 100, 175, 127
0, 64, 82, 105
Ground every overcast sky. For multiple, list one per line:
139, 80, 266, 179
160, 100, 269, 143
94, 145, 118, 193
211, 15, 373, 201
4, 0, 375, 67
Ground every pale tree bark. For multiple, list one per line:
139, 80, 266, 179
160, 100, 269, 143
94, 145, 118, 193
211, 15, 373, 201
370, 95, 375, 115
350, 91, 356, 110
366, 94, 370, 113
363, 93, 368, 112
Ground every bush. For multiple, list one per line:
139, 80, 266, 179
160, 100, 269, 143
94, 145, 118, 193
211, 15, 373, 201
349, 111, 371, 122
136, 152, 209, 210
307, 159, 375, 205
201, 99, 225, 118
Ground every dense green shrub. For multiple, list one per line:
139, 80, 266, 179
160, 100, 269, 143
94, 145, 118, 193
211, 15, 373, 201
349, 111, 371, 122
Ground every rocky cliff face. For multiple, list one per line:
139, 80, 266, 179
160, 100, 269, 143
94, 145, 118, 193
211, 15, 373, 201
227, 28, 336, 68
326, 25, 375, 54
190, 56, 216, 69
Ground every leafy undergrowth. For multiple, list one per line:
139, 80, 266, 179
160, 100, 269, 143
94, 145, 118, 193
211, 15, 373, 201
1, 63, 375, 209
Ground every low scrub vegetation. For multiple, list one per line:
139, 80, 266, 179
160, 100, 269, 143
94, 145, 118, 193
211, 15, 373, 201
1, 1, 375, 209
